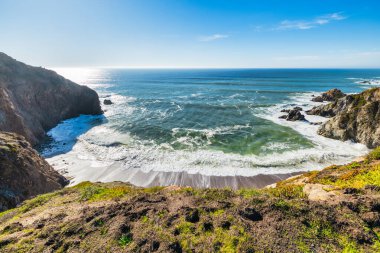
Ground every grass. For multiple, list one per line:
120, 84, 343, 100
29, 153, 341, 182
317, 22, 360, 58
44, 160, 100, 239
309, 163, 380, 189
79, 183, 132, 202
19, 192, 58, 213
265, 184, 307, 199
118, 234, 133, 247
304, 147, 380, 189
366, 147, 380, 162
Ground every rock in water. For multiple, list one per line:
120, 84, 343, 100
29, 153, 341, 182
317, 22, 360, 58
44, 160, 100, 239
0, 132, 69, 211
104, 99, 113, 105
311, 88, 346, 102
279, 108, 305, 121
317, 88, 380, 148
287, 109, 305, 121
0, 52, 103, 145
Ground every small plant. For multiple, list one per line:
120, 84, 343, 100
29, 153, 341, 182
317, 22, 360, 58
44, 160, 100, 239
367, 147, 380, 162
80, 185, 103, 201
141, 216, 149, 223
94, 218, 104, 227
273, 199, 291, 211
118, 234, 133, 247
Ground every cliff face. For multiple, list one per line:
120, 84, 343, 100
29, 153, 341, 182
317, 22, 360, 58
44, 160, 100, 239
308, 88, 380, 148
0, 132, 68, 211
0, 52, 102, 145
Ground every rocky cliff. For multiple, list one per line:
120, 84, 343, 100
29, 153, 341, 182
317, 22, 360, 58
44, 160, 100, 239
0, 52, 102, 145
308, 88, 380, 148
0, 132, 68, 211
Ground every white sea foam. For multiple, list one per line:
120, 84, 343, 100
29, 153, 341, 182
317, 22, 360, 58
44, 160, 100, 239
44, 88, 369, 188
346, 77, 380, 86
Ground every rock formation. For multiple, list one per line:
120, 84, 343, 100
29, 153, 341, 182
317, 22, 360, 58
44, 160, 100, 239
311, 88, 346, 102
309, 88, 380, 148
0, 132, 68, 211
279, 107, 305, 121
103, 99, 113, 105
0, 52, 102, 145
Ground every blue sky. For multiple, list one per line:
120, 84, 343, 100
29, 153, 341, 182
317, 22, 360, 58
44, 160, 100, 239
1, 0, 380, 68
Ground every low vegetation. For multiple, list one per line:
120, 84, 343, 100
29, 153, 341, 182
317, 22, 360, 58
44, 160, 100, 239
0, 148, 380, 252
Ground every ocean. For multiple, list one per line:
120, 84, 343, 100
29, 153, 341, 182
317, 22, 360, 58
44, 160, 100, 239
40, 68, 380, 188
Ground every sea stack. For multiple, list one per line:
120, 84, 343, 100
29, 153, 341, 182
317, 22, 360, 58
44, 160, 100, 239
0, 52, 103, 145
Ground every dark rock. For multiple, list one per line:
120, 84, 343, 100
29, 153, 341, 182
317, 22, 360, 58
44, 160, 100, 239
343, 188, 363, 195
310, 122, 322, 126
104, 99, 113, 105
239, 208, 263, 221
311, 89, 346, 103
202, 221, 214, 232
168, 241, 182, 253
286, 109, 306, 121
280, 109, 290, 113
151, 241, 160, 251
221, 220, 231, 230
0, 52, 103, 145
185, 209, 200, 223
311, 96, 324, 102
279, 108, 306, 121
0, 132, 68, 211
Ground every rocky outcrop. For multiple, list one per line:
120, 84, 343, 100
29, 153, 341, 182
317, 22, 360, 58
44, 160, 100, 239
0, 52, 102, 145
311, 88, 380, 148
306, 99, 347, 117
279, 107, 305, 121
311, 88, 346, 102
0, 132, 68, 211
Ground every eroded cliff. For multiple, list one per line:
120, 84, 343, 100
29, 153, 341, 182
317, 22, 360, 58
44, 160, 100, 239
0, 52, 102, 145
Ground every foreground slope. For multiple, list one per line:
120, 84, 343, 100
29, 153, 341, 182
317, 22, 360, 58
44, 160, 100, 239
0, 52, 102, 145
1, 148, 380, 252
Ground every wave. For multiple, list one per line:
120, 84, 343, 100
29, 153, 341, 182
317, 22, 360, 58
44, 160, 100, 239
346, 77, 380, 86
43, 89, 368, 188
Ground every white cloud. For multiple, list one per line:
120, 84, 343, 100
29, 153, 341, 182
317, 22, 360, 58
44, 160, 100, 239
198, 34, 229, 42
276, 12, 347, 30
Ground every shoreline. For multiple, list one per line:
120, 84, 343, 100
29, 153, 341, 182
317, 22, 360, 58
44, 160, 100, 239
88, 169, 305, 190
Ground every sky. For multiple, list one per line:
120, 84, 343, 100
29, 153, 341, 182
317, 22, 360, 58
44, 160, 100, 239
1, 0, 380, 68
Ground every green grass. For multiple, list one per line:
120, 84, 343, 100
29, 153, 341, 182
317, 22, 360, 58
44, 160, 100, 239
79, 183, 132, 202
265, 185, 307, 199
305, 147, 380, 189
118, 234, 133, 247
367, 147, 380, 162
19, 192, 58, 213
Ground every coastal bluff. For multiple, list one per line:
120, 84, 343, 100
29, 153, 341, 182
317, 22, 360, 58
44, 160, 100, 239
307, 88, 380, 148
0, 132, 68, 211
0, 52, 102, 145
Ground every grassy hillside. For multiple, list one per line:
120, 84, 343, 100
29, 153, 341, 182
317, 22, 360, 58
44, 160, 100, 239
1, 148, 380, 252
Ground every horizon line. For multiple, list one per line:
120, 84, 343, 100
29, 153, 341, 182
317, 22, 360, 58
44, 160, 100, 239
49, 66, 380, 70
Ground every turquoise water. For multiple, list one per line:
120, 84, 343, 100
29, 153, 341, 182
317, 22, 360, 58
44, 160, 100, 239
42, 69, 379, 182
